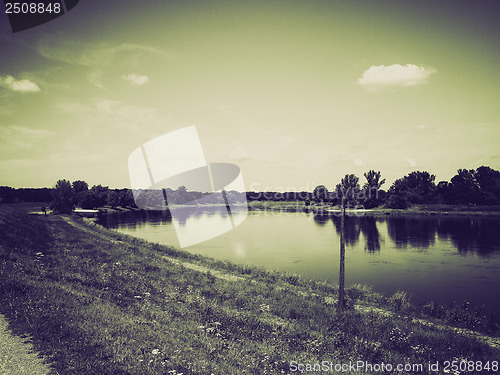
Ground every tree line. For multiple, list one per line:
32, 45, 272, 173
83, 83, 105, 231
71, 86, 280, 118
306, 166, 500, 209
1, 165, 499, 213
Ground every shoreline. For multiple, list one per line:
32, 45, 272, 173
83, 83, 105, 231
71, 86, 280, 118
247, 201, 500, 217
76, 201, 500, 218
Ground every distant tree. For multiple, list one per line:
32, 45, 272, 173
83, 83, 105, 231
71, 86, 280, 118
72, 180, 88, 194
117, 189, 137, 207
91, 185, 109, 207
449, 169, 480, 204
448, 166, 500, 204
435, 181, 453, 204
335, 174, 361, 206
312, 185, 329, 204
72, 180, 89, 207
0, 186, 16, 203
107, 190, 120, 208
474, 166, 500, 204
385, 194, 411, 209
50, 179, 74, 214
79, 185, 109, 209
167, 186, 190, 205
14, 188, 52, 202
103, 188, 137, 208
387, 171, 436, 206
362, 170, 386, 208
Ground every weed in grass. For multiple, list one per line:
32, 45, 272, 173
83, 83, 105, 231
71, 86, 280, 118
388, 290, 413, 312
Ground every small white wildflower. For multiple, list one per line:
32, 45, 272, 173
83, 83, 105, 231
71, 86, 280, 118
260, 304, 270, 312
152, 349, 160, 355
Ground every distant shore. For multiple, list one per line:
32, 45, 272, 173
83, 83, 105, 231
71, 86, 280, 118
66, 201, 500, 218
246, 201, 500, 217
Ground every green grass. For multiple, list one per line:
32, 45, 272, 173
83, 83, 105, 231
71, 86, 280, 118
0, 203, 499, 374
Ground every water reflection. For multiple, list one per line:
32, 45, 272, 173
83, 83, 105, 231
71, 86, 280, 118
100, 209, 172, 228
358, 217, 382, 253
312, 213, 329, 226
437, 217, 500, 255
331, 216, 360, 247
386, 217, 437, 249
172, 205, 230, 225
308, 213, 500, 256
102, 211, 500, 256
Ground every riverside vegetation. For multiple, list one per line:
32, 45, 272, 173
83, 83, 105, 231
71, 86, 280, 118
0, 203, 499, 374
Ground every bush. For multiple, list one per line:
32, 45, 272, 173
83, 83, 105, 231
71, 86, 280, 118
50, 179, 75, 214
388, 290, 412, 312
385, 195, 411, 209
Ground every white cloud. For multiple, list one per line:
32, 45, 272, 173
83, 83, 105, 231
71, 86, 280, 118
122, 73, 149, 86
37, 39, 173, 90
94, 98, 156, 120
354, 158, 364, 167
405, 157, 418, 167
358, 64, 436, 92
37, 40, 171, 67
0, 75, 40, 92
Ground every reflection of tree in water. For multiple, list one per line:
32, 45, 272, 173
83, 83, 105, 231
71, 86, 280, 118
313, 213, 330, 226
437, 217, 500, 255
313, 214, 378, 249
331, 215, 360, 247
358, 217, 382, 252
386, 217, 437, 249
99, 209, 172, 228
170, 206, 230, 226
170, 207, 193, 225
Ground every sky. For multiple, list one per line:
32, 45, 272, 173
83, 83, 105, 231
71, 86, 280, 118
0, 0, 499, 191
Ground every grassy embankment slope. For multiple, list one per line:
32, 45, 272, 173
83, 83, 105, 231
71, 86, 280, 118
0, 203, 499, 375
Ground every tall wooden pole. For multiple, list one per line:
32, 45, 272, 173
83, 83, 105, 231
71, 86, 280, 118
338, 196, 346, 311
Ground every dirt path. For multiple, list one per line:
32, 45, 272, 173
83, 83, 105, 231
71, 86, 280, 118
0, 314, 54, 375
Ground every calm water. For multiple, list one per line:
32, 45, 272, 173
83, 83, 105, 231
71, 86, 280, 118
99, 208, 500, 315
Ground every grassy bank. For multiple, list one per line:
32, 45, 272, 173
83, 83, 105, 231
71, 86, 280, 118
0, 203, 499, 374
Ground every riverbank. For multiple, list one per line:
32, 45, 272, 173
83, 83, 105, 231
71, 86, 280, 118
247, 201, 500, 217
1, 203, 499, 374
69, 201, 500, 219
